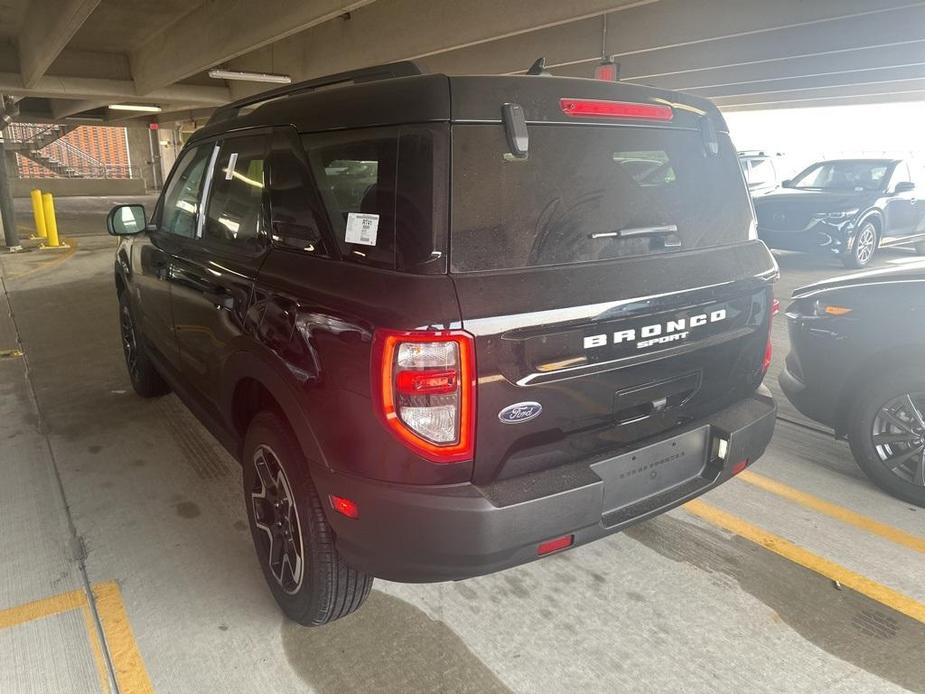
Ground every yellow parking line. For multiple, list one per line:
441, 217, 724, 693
93, 581, 154, 694
80, 602, 113, 694
0, 588, 86, 630
737, 470, 925, 554
685, 498, 925, 624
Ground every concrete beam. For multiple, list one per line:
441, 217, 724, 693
418, 1, 925, 81
722, 90, 925, 112
685, 64, 925, 100
0, 73, 231, 106
130, 0, 379, 95
230, 0, 655, 80
711, 78, 925, 109
18, 0, 102, 88
641, 41, 925, 92
49, 99, 108, 120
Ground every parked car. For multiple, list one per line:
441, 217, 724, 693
755, 158, 925, 269
738, 150, 784, 196
780, 263, 925, 506
106, 61, 777, 626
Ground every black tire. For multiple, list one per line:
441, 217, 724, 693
915, 241, 925, 256
846, 371, 925, 508
118, 291, 169, 398
242, 411, 372, 625
842, 220, 878, 269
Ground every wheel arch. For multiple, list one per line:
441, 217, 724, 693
222, 348, 328, 471
834, 343, 925, 437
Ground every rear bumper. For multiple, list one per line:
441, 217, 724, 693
779, 358, 834, 429
313, 386, 776, 583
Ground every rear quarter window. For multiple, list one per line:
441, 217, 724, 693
301, 126, 447, 273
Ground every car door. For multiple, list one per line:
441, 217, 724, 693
135, 144, 214, 371
882, 161, 916, 244
170, 132, 271, 411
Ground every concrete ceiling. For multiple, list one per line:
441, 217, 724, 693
0, 0, 922, 126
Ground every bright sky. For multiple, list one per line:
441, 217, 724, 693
724, 101, 925, 178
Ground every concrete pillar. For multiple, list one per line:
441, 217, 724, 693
0, 137, 20, 249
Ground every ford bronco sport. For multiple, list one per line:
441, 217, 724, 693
107, 61, 777, 626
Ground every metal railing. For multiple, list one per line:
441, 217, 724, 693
5, 122, 141, 180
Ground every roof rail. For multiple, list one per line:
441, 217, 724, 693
206, 60, 425, 126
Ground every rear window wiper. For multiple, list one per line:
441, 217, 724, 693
590, 224, 680, 246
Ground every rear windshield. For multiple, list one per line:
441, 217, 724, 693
450, 124, 752, 272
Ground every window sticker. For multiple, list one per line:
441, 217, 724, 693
345, 212, 379, 246
225, 152, 239, 180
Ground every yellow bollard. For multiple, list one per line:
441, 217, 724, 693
30, 189, 47, 239
41, 192, 61, 248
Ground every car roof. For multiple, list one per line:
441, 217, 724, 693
188, 66, 727, 145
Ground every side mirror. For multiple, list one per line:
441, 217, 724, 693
894, 181, 915, 194
781, 179, 793, 188
107, 204, 147, 235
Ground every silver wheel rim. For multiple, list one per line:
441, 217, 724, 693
855, 225, 876, 265
250, 444, 305, 594
871, 392, 925, 487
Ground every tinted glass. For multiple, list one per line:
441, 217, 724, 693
303, 133, 397, 269
791, 161, 890, 191
203, 136, 268, 252
267, 141, 329, 256
748, 158, 775, 186
160, 145, 213, 237
396, 127, 447, 273
887, 162, 911, 190
451, 124, 752, 272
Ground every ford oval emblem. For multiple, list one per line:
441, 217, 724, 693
498, 402, 543, 424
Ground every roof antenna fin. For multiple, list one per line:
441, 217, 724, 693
526, 57, 550, 76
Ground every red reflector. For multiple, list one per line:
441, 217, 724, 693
329, 495, 359, 519
538, 534, 574, 556
772, 298, 781, 317
731, 459, 749, 476
396, 368, 458, 395
762, 333, 772, 374
560, 98, 673, 121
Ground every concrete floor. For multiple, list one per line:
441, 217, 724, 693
1, 197, 923, 693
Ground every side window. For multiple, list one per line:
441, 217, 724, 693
396, 126, 447, 273
160, 145, 213, 237
303, 131, 398, 269
888, 162, 912, 191
202, 135, 269, 253
749, 158, 775, 186
266, 134, 329, 256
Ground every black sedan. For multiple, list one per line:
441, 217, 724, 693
755, 158, 925, 269
780, 263, 925, 506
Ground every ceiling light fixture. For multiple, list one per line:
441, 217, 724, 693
208, 69, 292, 84
108, 104, 162, 113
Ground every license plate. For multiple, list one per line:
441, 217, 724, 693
590, 426, 709, 513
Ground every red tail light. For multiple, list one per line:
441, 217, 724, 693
560, 98, 673, 121
762, 297, 778, 375
372, 329, 476, 464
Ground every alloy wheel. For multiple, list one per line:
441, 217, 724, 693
119, 304, 139, 378
871, 392, 925, 487
250, 445, 305, 594
854, 225, 876, 265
